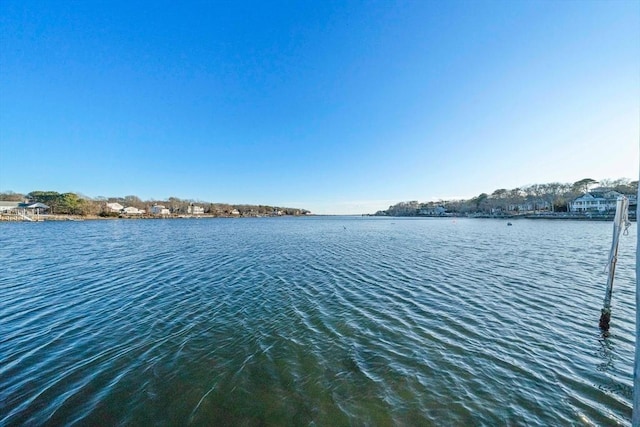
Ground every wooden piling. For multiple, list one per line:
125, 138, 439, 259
599, 196, 629, 331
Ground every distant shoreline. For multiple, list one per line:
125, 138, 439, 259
2, 212, 636, 222
0, 213, 313, 222
370, 212, 636, 222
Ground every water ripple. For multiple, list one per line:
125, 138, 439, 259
0, 217, 636, 425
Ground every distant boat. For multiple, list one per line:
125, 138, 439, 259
507, 222, 513, 226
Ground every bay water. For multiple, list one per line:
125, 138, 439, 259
0, 217, 637, 425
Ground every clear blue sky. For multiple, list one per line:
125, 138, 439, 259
1, 1, 638, 214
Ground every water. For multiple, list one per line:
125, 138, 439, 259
0, 217, 636, 425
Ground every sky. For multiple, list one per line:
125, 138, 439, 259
0, 1, 638, 214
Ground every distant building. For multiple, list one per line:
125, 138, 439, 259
151, 205, 171, 216
507, 202, 534, 212
106, 202, 124, 213
230, 209, 240, 216
419, 206, 446, 216
122, 206, 143, 215
0, 201, 49, 220
570, 190, 622, 213
0, 201, 20, 212
21, 202, 49, 214
188, 204, 204, 215
507, 201, 551, 213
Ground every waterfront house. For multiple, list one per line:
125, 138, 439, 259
0, 201, 49, 214
151, 205, 171, 216
507, 200, 552, 213
187, 204, 205, 215
570, 190, 622, 213
507, 202, 535, 212
419, 206, 446, 216
122, 206, 143, 215
0, 201, 20, 212
106, 202, 124, 213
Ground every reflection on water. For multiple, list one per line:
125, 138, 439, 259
0, 217, 636, 425
597, 335, 617, 373
597, 336, 633, 400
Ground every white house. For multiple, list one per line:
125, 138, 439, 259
0, 201, 20, 212
106, 202, 124, 213
151, 205, 171, 216
570, 190, 622, 213
188, 204, 205, 215
122, 206, 143, 215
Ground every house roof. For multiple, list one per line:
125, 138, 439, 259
573, 193, 595, 201
0, 201, 49, 209
573, 191, 624, 202
0, 201, 21, 208
20, 202, 49, 209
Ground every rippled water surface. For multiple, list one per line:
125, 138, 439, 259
1, 217, 637, 425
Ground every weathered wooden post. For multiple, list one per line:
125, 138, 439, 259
599, 196, 630, 331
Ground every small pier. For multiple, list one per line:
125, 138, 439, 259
0, 202, 49, 221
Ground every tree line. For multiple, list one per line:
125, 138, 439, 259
0, 191, 310, 217
377, 178, 638, 216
